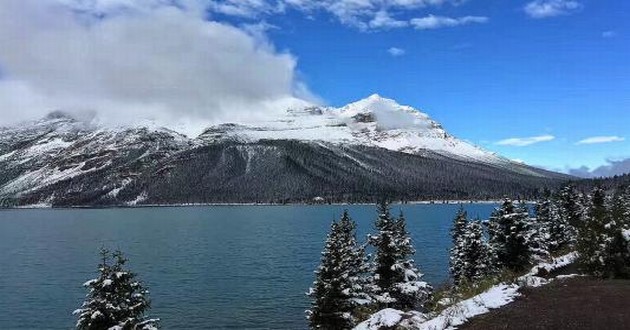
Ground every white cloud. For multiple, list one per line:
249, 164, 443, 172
369, 10, 409, 29
524, 0, 582, 19
576, 136, 625, 145
387, 47, 406, 56
410, 15, 488, 30
0, 0, 315, 135
495, 135, 555, 147
214, 0, 480, 31
602, 30, 616, 38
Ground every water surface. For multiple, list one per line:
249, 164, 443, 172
0, 203, 500, 329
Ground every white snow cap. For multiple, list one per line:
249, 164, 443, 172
339, 94, 432, 130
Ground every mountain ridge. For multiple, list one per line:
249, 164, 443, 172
0, 95, 574, 207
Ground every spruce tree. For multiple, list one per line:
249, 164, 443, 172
600, 188, 630, 278
457, 219, 493, 284
74, 249, 159, 330
558, 185, 583, 244
577, 187, 608, 275
369, 201, 431, 311
449, 206, 468, 285
370, 200, 398, 302
546, 190, 571, 251
487, 199, 531, 271
528, 199, 551, 262
610, 186, 630, 230
390, 210, 432, 310
307, 210, 369, 329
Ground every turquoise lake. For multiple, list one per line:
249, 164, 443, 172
0, 203, 501, 329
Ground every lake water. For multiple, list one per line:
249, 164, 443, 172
0, 203, 500, 329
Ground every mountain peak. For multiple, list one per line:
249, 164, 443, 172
367, 93, 384, 100
355, 94, 398, 106
44, 110, 76, 121
42, 110, 97, 123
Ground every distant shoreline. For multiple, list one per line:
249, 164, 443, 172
0, 199, 534, 211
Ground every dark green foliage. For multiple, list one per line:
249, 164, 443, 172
577, 187, 608, 275
457, 219, 494, 284
557, 185, 583, 242
449, 206, 468, 285
369, 201, 432, 311
538, 189, 571, 252
610, 186, 630, 229
371, 201, 399, 296
602, 229, 630, 279
577, 187, 630, 278
487, 199, 531, 271
74, 249, 159, 330
307, 211, 369, 329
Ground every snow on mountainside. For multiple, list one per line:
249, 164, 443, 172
199, 94, 516, 168
0, 112, 191, 202
0, 96, 572, 207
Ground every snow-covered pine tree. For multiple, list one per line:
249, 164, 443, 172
577, 187, 608, 275
535, 189, 554, 249
601, 187, 630, 278
457, 219, 493, 284
390, 210, 432, 310
449, 206, 468, 285
370, 200, 398, 305
74, 249, 159, 330
558, 185, 583, 244
610, 186, 630, 230
527, 199, 551, 263
544, 190, 571, 252
307, 210, 369, 329
487, 199, 531, 271
369, 201, 431, 311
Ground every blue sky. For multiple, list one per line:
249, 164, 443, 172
237, 0, 630, 173
0, 0, 628, 175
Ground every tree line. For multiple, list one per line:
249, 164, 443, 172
309, 185, 630, 329
306, 201, 432, 329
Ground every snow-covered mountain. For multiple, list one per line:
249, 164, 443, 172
201, 94, 518, 167
0, 96, 572, 207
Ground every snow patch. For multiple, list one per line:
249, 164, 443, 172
355, 308, 421, 330
127, 191, 148, 206
355, 252, 579, 330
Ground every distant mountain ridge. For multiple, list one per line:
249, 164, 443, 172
0, 96, 573, 207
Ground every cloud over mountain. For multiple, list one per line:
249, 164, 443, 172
0, 0, 312, 134
569, 158, 630, 178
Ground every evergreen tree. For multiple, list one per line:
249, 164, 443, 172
558, 185, 583, 244
527, 198, 551, 262
577, 187, 609, 275
449, 206, 468, 285
546, 190, 571, 251
307, 210, 369, 329
487, 199, 531, 271
600, 188, 630, 278
369, 201, 431, 311
390, 210, 432, 310
74, 249, 159, 330
457, 219, 494, 284
610, 186, 630, 230
602, 227, 630, 278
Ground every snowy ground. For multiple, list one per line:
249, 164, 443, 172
355, 252, 579, 330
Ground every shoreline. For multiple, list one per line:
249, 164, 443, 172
0, 199, 532, 211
